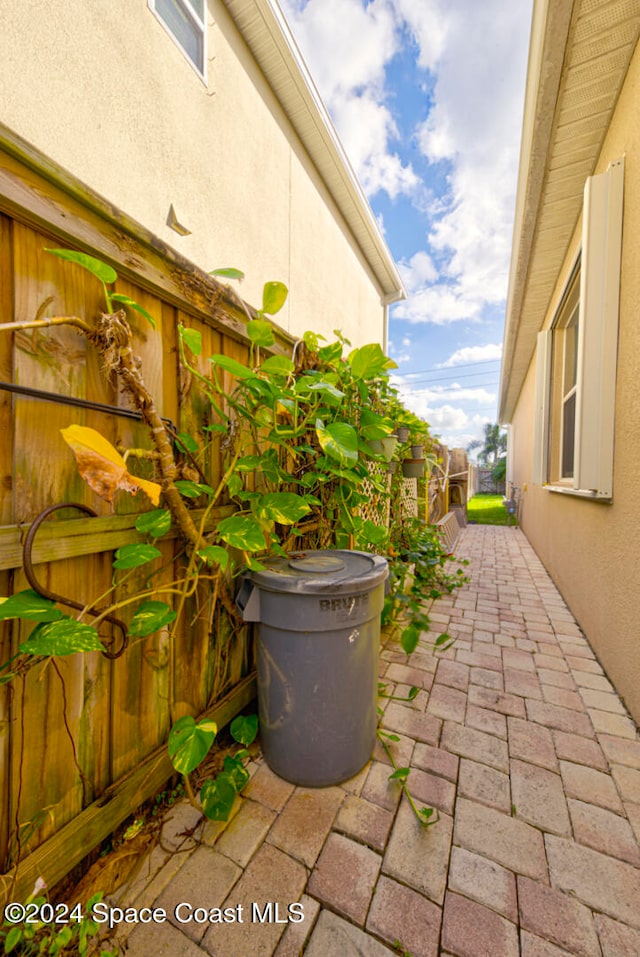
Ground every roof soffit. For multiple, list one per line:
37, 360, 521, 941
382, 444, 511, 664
500, 0, 640, 422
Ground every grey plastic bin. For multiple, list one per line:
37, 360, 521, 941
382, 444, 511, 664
236, 550, 388, 787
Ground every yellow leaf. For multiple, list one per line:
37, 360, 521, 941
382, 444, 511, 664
61, 425, 162, 505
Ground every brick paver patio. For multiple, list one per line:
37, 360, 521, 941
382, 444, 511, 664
117, 525, 640, 956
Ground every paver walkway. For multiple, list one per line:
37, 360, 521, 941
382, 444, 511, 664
117, 525, 640, 956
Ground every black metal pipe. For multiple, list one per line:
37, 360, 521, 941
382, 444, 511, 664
0, 380, 177, 432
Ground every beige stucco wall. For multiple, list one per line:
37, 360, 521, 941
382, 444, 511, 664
508, 40, 640, 724
0, 1, 387, 347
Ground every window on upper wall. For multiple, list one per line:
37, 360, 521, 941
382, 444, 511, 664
533, 157, 624, 500
149, 0, 206, 80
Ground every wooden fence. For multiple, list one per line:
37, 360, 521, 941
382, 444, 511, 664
0, 131, 295, 902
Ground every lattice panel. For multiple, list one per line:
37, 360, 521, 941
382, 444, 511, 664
361, 462, 391, 529
397, 477, 418, 520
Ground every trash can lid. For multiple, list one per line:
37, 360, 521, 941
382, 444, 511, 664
248, 549, 388, 595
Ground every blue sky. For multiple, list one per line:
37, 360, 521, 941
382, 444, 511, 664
279, 0, 534, 452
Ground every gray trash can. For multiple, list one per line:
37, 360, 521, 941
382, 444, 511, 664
236, 550, 388, 787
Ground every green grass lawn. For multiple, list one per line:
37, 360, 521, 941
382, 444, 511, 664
467, 494, 516, 526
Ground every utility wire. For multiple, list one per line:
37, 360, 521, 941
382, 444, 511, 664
392, 356, 501, 377
397, 371, 500, 386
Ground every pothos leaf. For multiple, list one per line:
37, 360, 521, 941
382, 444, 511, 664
178, 325, 202, 356
168, 715, 217, 775
256, 492, 311, 524
230, 713, 258, 747
247, 319, 275, 348
261, 281, 288, 316
45, 248, 118, 284
134, 509, 172, 538
217, 515, 266, 552
315, 419, 359, 467
0, 589, 63, 622
209, 267, 245, 281
110, 294, 156, 328
113, 543, 162, 570
197, 545, 229, 570
60, 425, 161, 505
200, 772, 237, 821
209, 355, 255, 379
20, 618, 105, 656
222, 754, 249, 791
128, 601, 176, 637
174, 480, 214, 498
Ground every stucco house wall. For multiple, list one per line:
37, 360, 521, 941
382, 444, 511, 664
0, 0, 402, 345
503, 11, 640, 725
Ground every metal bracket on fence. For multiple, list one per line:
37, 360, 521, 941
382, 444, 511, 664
22, 503, 129, 659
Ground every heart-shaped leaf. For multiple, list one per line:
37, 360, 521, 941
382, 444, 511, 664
260, 355, 294, 376
128, 601, 177, 637
45, 248, 118, 284
20, 618, 105, 656
261, 281, 288, 316
257, 492, 311, 525
315, 419, 358, 466
247, 319, 275, 347
209, 355, 255, 379
197, 545, 229, 570
230, 713, 259, 747
0, 589, 63, 622
135, 509, 172, 538
168, 715, 217, 775
200, 772, 237, 821
61, 425, 161, 505
179, 326, 202, 356
217, 515, 265, 552
113, 543, 162, 570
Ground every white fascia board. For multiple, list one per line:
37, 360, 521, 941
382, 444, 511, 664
499, 0, 572, 423
224, 0, 406, 304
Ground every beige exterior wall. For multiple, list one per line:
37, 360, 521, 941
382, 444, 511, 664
508, 40, 640, 724
0, 0, 387, 346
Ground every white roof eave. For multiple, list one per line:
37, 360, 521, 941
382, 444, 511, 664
499, 0, 640, 422
224, 0, 406, 305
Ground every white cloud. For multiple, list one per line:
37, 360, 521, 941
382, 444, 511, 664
280, 0, 532, 335
279, 0, 418, 199
390, 368, 498, 446
393, 381, 495, 408
398, 250, 438, 289
426, 404, 469, 433
439, 343, 503, 367
399, 0, 531, 324
393, 284, 481, 325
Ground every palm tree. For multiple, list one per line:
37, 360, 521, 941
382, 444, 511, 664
469, 423, 507, 466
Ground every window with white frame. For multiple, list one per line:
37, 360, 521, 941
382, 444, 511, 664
533, 157, 624, 500
149, 0, 206, 79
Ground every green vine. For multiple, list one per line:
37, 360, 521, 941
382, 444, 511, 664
0, 249, 467, 859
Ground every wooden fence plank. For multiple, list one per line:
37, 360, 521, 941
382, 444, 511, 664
0, 569, 11, 871
0, 674, 257, 908
12, 222, 105, 521
7, 557, 113, 860
110, 539, 174, 782
0, 214, 13, 526
0, 144, 290, 881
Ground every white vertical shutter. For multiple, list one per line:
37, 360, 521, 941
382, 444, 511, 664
574, 158, 624, 496
505, 425, 514, 485
533, 329, 552, 485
